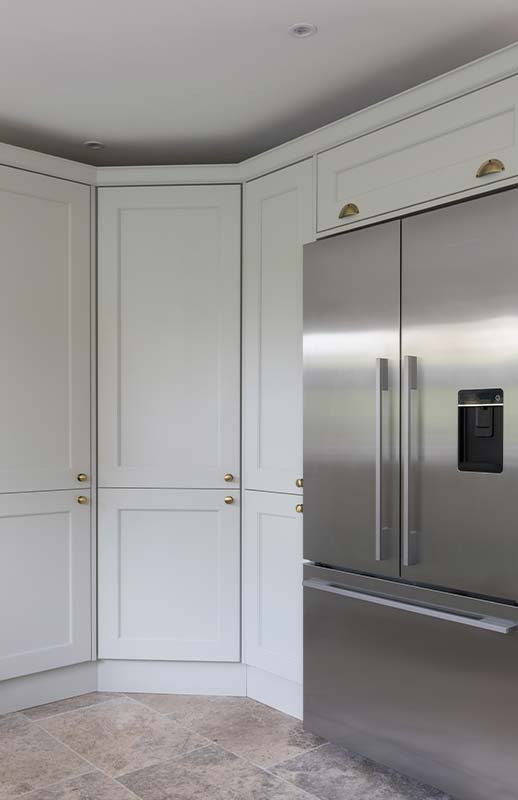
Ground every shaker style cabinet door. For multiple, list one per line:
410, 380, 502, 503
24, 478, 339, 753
0, 490, 92, 680
243, 160, 313, 495
0, 166, 91, 493
243, 490, 303, 683
98, 489, 240, 661
98, 185, 241, 489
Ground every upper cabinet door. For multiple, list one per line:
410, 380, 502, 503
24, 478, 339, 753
243, 161, 314, 495
98, 185, 241, 489
0, 167, 91, 493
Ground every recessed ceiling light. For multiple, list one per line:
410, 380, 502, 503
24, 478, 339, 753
288, 22, 317, 38
83, 140, 105, 150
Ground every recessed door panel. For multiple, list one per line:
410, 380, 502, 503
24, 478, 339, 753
0, 491, 92, 680
0, 167, 91, 493
303, 222, 400, 577
401, 189, 518, 600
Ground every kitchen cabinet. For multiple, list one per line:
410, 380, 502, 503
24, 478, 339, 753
98, 489, 240, 661
0, 166, 91, 494
243, 490, 303, 684
243, 160, 313, 495
0, 490, 92, 681
98, 185, 241, 490
317, 75, 518, 232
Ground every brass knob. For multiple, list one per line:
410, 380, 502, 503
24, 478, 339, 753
77, 473, 88, 482
295, 503, 303, 513
295, 478, 303, 488
77, 496, 89, 505
224, 496, 234, 505
338, 203, 359, 219
224, 473, 234, 482
476, 158, 505, 178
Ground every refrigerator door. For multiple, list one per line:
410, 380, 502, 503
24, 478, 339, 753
401, 188, 518, 600
303, 221, 399, 577
304, 564, 518, 800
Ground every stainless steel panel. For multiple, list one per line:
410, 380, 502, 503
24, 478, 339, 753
303, 222, 400, 576
304, 564, 518, 800
401, 189, 518, 600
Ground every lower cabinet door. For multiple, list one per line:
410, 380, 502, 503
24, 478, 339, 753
98, 489, 240, 661
0, 490, 92, 681
243, 491, 302, 683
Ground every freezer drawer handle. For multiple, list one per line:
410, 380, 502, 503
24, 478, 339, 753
375, 358, 389, 560
403, 355, 418, 566
303, 578, 518, 634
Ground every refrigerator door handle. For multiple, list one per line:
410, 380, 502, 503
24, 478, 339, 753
303, 578, 517, 634
375, 358, 389, 560
403, 355, 418, 566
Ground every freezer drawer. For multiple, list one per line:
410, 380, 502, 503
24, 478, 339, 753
304, 565, 518, 800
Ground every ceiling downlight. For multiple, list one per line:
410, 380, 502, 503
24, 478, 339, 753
288, 22, 317, 38
83, 140, 105, 150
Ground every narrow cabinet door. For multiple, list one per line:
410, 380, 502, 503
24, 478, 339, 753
98, 489, 240, 661
0, 490, 92, 680
0, 167, 91, 493
98, 186, 241, 489
243, 160, 313, 495
243, 490, 303, 683
303, 222, 400, 577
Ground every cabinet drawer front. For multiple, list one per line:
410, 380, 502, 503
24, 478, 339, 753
317, 76, 518, 231
98, 489, 240, 661
0, 491, 92, 680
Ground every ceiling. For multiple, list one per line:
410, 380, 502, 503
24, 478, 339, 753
1, 0, 518, 166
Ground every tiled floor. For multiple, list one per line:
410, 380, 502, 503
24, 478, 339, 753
0, 693, 450, 799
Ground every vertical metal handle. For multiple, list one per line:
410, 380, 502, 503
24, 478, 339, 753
403, 355, 418, 566
375, 358, 389, 561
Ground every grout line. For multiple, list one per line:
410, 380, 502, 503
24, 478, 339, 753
14, 768, 98, 799
20, 695, 124, 723
265, 740, 329, 770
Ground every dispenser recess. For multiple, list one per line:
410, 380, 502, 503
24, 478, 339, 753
458, 389, 503, 473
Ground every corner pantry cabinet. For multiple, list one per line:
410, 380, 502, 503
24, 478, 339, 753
242, 160, 314, 702
0, 166, 93, 680
97, 185, 242, 662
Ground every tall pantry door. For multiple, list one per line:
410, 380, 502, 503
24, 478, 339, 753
98, 185, 241, 489
401, 189, 518, 601
0, 166, 91, 493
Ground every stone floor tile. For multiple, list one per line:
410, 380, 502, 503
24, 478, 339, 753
0, 714, 90, 800
23, 693, 122, 721
119, 743, 316, 799
38, 697, 209, 778
271, 742, 451, 800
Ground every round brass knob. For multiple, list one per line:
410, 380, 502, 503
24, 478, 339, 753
224, 473, 234, 482
295, 503, 303, 513
224, 496, 234, 505
77, 473, 88, 482
295, 478, 303, 488
77, 495, 89, 505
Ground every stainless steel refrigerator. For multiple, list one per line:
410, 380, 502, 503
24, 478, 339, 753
303, 188, 518, 800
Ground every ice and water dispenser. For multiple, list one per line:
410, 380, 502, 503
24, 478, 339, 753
458, 389, 503, 473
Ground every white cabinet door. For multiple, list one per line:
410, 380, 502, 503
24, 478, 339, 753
0, 167, 91, 493
243, 490, 302, 683
98, 186, 241, 489
317, 75, 518, 232
98, 489, 240, 661
0, 490, 92, 680
243, 161, 313, 495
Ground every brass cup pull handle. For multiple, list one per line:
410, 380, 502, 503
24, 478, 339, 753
224, 473, 234, 482
224, 496, 234, 505
476, 159, 505, 178
77, 473, 88, 482
295, 503, 303, 513
338, 203, 359, 219
77, 496, 89, 505
295, 478, 303, 488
